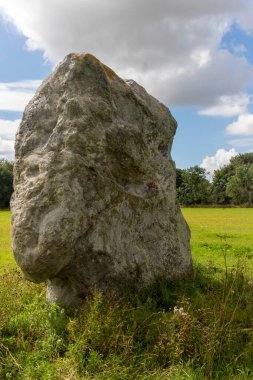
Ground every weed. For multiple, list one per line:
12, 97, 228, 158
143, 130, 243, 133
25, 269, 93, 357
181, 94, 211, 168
1, 209, 253, 379
0, 264, 253, 379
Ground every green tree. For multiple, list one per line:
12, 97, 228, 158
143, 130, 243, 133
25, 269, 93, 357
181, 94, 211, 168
0, 159, 13, 208
211, 165, 233, 204
230, 152, 253, 167
176, 168, 184, 189
177, 166, 211, 205
211, 152, 253, 205
226, 164, 253, 205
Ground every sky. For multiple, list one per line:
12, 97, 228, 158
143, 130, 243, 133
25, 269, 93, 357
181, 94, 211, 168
0, 0, 253, 175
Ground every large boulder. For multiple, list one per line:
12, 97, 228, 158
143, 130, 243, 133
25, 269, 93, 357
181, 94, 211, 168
11, 53, 192, 306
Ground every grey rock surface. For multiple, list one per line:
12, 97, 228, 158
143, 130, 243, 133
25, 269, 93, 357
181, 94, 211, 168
11, 53, 192, 306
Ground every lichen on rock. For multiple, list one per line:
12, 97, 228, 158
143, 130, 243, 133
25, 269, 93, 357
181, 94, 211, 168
11, 53, 192, 307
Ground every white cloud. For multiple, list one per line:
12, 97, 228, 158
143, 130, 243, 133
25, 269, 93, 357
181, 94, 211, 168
226, 113, 253, 135
0, 137, 15, 160
229, 137, 253, 148
200, 148, 238, 175
0, 80, 41, 112
0, 119, 20, 160
191, 48, 211, 68
199, 93, 250, 117
231, 43, 247, 55
0, 0, 253, 107
0, 119, 20, 140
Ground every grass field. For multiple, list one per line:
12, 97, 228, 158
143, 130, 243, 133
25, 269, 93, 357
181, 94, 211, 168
183, 208, 253, 276
2, 208, 253, 273
1, 209, 253, 379
0, 210, 14, 268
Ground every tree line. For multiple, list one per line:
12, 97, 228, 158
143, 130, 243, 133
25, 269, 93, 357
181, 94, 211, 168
0, 159, 13, 209
177, 152, 253, 206
0, 152, 252, 208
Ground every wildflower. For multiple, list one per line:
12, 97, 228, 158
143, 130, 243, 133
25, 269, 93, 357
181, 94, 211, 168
173, 306, 188, 317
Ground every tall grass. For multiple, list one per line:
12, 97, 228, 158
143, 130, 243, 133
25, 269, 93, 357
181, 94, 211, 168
1, 261, 253, 379
1, 209, 253, 379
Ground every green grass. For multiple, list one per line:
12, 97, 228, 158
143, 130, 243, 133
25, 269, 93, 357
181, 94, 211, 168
1, 209, 253, 379
0, 210, 14, 268
182, 208, 253, 276
2, 208, 253, 273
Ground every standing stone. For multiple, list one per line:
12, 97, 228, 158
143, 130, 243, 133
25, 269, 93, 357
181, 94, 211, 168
11, 53, 192, 307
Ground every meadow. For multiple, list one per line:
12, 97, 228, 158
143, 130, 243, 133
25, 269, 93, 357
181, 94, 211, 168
0, 209, 253, 379
0, 211, 14, 268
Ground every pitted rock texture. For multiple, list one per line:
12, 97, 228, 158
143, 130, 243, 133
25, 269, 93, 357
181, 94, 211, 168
11, 53, 192, 306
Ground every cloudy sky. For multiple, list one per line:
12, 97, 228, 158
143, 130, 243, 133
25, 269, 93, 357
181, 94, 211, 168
0, 0, 253, 174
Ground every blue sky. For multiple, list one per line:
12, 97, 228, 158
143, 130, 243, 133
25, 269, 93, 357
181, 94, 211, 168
0, 0, 253, 174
